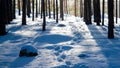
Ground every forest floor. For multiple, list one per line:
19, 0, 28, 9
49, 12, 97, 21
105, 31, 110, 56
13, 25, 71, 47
0, 14, 120, 68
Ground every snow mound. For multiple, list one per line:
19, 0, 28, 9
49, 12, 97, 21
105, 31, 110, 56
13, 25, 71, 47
19, 46, 38, 57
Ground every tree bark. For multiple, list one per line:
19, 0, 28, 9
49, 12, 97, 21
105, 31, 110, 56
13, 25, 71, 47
108, 0, 114, 39
22, 0, 27, 25
42, 0, 46, 31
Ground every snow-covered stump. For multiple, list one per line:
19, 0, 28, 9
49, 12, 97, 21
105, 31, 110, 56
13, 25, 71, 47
19, 46, 38, 57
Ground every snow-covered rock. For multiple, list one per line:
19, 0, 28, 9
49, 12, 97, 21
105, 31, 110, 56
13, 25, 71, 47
19, 46, 38, 57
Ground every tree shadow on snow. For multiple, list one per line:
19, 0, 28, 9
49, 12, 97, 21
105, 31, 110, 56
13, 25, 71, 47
35, 34, 72, 44
10, 57, 35, 67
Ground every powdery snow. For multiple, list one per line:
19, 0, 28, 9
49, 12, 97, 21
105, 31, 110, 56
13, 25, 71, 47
0, 15, 120, 68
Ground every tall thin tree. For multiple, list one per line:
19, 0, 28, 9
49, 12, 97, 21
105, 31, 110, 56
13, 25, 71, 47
60, 0, 64, 20
102, 0, 105, 25
12, 0, 16, 19
22, 0, 27, 25
56, 0, 58, 23
42, 0, 46, 31
48, 0, 51, 18
53, 0, 55, 19
108, 0, 114, 39
27, 0, 31, 18
36, 0, 38, 18
0, 0, 7, 36
32, 0, 35, 21
93, 0, 101, 26
18, 0, 21, 15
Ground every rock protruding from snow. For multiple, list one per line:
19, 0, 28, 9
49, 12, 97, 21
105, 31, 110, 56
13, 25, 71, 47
19, 46, 38, 57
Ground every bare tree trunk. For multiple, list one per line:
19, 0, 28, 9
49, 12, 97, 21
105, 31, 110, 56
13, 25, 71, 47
42, 0, 46, 31
36, 0, 38, 18
48, 0, 51, 18
22, 0, 27, 25
108, 0, 114, 39
60, 0, 64, 20
0, 0, 7, 36
12, 0, 16, 19
18, 0, 21, 15
74, 0, 77, 16
27, 0, 31, 18
53, 0, 55, 19
80, 0, 83, 17
102, 0, 105, 25
116, 0, 118, 24
93, 0, 101, 26
41, 0, 43, 18
32, 0, 34, 21
56, 0, 58, 23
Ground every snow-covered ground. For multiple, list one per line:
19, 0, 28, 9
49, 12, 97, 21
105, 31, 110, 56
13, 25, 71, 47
0, 14, 120, 68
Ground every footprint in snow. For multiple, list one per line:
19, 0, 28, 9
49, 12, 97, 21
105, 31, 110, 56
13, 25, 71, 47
57, 54, 66, 62
78, 53, 89, 59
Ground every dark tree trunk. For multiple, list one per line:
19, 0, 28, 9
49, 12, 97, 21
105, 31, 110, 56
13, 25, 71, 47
102, 0, 105, 25
93, 0, 101, 26
0, 0, 7, 36
119, 0, 120, 18
42, 0, 46, 31
27, 0, 31, 18
36, 0, 38, 18
74, 0, 77, 17
9, 0, 13, 21
45, 0, 48, 16
80, 0, 83, 17
53, 0, 55, 19
6, 0, 11, 24
41, 0, 43, 18
18, 0, 21, 15
84, 0, 92, 25
32, 0, 34, 21
56, 0, 58, 23
116, 0, 118, 24
108, 0, 114, 39
48, 0, 51, 18
60, 0, 64, 20
12, 0, 16, 19
22, 0, 27, 25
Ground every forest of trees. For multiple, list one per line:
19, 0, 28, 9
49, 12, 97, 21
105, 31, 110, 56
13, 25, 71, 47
0, 0, 118, 39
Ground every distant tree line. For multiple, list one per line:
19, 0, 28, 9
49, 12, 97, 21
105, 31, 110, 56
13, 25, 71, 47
0, 0, 117, 39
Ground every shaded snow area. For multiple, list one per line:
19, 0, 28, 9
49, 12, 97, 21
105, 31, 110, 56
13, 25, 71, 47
0, 15, 120, 68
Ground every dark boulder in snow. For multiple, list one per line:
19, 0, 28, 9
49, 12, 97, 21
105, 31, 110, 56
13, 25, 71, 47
57, 24, 66, 27
19, 46, 38, 57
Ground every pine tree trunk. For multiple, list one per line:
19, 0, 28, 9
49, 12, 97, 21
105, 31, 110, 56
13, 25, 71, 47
116, 0, 118, 24
53, 0, 55, 19
0, 0, 7, 36
102, 0, 105, 25
27, 0, 31, 18
46, 0, 48, 16
56, 0, 58, 23
60, 0, 64, 20
93, 0, 101, 26
12, 0, 16, 19
22, 0, 27, 25
74, 0, 77, 16
42, 0, 46, 31
108, 0, 114, 39
41, 0, 43, 18
48, 0, 51, 18
32, 0, 34, 21
80, 0, 83, 17
119, 0, 120, 18
18, 0, 21, 15
36, 0, 38, 18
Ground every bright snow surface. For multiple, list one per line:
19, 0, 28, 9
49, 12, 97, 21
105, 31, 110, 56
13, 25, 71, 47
0, 15, 120, 68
